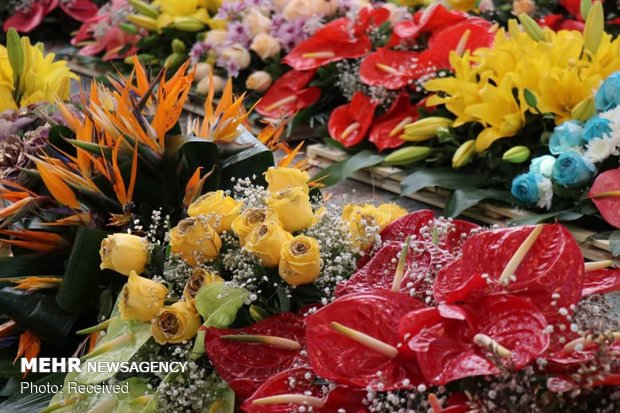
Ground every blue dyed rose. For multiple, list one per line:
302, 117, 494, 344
548, 120, 584, 155
511, 172, 542, 205
583, 116, 612, 142
529, 155, 556, 178
551, 152, 596, 187
595, 72, 620, 111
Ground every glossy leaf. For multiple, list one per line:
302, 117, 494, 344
401, 168, 485, 196
195, 283, 249, 328
312, 150, 384, 187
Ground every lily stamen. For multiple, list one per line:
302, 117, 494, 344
389, 117, 414, 137
498, 225, 543, 286
330, 321, 398, 358
220, 334, 302, 350
264, 96, 297, 112
473, 333, 512, 358
252, 394, 325, 407
455, 29, 472, 56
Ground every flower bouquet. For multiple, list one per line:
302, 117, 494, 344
0, 31, 278, 400
44, 178, 620, 412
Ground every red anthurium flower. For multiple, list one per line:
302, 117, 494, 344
433, 224, 585, 320
59, 0, 99, 22
256, 70, 321, 119
368, 93, 420, 151
241, 367, 368, 413
328, 92, 376, 147
360, 49, 421, 90
581, 268, 620, 297
283, 18, 371, 71
306, 291, 426, 390
538, 14, 585, 31
399, 295, 549, 385
589, 168, 620, 228
354, 6, 390, 35
393, 3, 467, 40
204, 312, 306, 399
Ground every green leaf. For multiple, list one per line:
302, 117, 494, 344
523, 88, 538, 109
0, 252, 65, 278
609, 231, 620, 257
56, 227, 110, 314
0, 288, 77, 341
509, 211, 560, 226
312, 150, 384, 187
195, 283, 248, 328
73, 317, 152, 385
0, 373, 66, 413
401, 168, 486, 196
445, 188, 510, 218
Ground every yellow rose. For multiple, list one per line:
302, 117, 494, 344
231, 207, 281, 246
377, 203, 407, 222
170, 217, 222, 266
151, 301, 201, 344
279, 235, 321, 286
183, 267, 224, 302
250, 33, 281, 61
342, 204, 392, 250
246, 71, 272, 92
119, 271, 168, 322
265, 167, 310, 193
187, 190, 243, 233
245, 222, 293, 267
266, 187, 314, 232
99, 234, 149, 276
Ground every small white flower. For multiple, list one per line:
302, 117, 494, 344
536, 177, 553, 210
584, 136, 614, 163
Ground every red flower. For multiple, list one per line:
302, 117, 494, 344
589, 168, 620, 228
328, 92, 376, 147
538, 14, 585, 31
359, 49, 421, 90
582, 267, 620, 297
283, 18, 371, 71
241, 367, 367, 413
3, 0, 97, 33
204, 312, 306, 399
256, 70, 321, 118
433, 224, 585, 320
393, 3, 467, 40
368, 93, 421, 151
306, 291, 426, 390
399, 295, 549, 385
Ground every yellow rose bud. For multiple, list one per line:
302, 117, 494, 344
183, 268, 224, 303
245, 222, 293, 267
151, 301, 201, 344
119, 271, 168, 322
266, 187, 314, 232
265, 167, 310, 193
100, 233, 149, 276
187, 190, 243, 233
342, 204, 392, 250
170, 217, 222, 266
231, 207, 281, 246
377, 203, 407, 222
279, 235, 321, 286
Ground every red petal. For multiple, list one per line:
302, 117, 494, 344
328, 92, 376, 147
204, 313, 306, 399
336, 241, 433, 297
403, 295, 548, 385
394, 4, 466, 40
60, 0, 98, 22
589, 168, 620, 228
368, 93, 420, 151
256, 70, 320, 118
560, 0, 582, 17
538, 14, 565, 30
360, 49, 421, 90
433, 224, 585, 320
306, 291, 425, 390
582, 268, 620, 296
2, 4, 46, 33
354, 6, 390, 35
379, 210, 436, 243
283, 18, 371, 71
